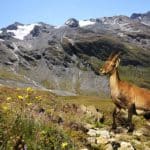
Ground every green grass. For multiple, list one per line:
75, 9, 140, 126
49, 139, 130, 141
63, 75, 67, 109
119, 66, 150, 88
0, 86, 149, 150
58, 96, 115, 126
0, 86, 76, 150
0, 68, 25, 82
0, 86, 113, 149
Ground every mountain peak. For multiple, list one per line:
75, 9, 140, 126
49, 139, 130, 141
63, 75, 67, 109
6, 23, 40, 40
6, 22, 23, 30
130, 11, 150, 26
65, 18, 79, 27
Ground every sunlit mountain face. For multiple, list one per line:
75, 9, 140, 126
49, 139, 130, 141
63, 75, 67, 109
0, 11, 149, 96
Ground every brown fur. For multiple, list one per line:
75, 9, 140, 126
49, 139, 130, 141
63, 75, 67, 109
100, 52, 150, 131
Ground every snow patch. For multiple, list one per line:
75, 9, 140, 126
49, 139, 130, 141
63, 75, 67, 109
138, 16, 142, 20
54, 25, 62, 29
79, 20, 95, 27
0, 39, 4, 42
54, 25, 67, 29
0, 30, 2, 34
7, 23, 40, 40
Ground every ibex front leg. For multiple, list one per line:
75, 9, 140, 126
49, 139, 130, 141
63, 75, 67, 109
127, 103, 136, 132
112, 107, 120, 129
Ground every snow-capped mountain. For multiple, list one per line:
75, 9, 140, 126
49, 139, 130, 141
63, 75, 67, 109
0, 11, 149, 95
7, 23, 40, 40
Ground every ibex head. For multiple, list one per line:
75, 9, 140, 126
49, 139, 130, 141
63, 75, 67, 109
100, 51, 121, 75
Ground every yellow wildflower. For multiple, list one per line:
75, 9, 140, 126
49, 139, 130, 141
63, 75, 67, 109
1, 103, 10, 112
26, 87, 33, 93
25, 95, 29, 99
61, 142, 68, 149
18, 95, 24, 100
2, 106, 8, 111
26, 103, 32, 106
35, 96, 42, 100
6, 97, 12, 101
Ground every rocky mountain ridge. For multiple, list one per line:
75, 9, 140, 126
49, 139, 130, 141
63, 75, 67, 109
0, 11, 149, 96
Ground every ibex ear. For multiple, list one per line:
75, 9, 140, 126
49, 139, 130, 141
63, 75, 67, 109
115, 58, 120, 68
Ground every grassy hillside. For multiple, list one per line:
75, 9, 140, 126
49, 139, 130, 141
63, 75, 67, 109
0, 86, 149, 149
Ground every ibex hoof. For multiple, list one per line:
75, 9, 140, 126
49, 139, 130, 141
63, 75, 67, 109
111, 123, 117, 130
127, 124, 134, 132
110, 124, 117, 131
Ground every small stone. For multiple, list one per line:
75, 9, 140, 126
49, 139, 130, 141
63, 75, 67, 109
96, 136, 108, 145
118, 141, 135, 150
87, 129, 97, 136
104, 143, 113, 150
96, 129, 110, 138
87, 137, 96, 144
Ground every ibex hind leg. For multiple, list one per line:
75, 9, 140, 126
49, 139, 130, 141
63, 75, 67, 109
144, 111, 150, 120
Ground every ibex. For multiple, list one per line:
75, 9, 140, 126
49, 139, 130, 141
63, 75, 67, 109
100, 51, 150, 132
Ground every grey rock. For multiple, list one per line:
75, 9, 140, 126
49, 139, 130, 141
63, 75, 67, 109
96, 136, 108, 145
6, 22, 23, 30
87, 137, 96, 144
95, 129, 110, 138
0, 11, 149, 94
131, 11, 150, 26
118, 141, 135, 150
87, 129, 97, 136
65, 18, 79, 27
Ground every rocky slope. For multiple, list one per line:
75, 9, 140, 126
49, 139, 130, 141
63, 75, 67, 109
0, 11, 150, 96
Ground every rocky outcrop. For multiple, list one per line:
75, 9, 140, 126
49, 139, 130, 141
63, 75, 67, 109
85, 126, 150, 150
58, 103, 150, 150
65, 18, 79, 27
131, 11, 150, 26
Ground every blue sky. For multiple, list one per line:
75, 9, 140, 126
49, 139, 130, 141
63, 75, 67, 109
0, 0, 150, 28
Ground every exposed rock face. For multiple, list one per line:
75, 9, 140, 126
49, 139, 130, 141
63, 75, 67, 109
131, 11, 150, 26
65, 18, 79, 27
0, 11, 149, 95
6, 22, 23, 30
